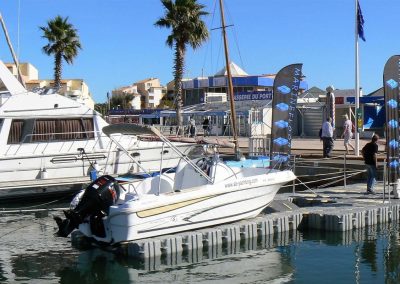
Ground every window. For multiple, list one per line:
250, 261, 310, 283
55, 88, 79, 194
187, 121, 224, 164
7, 120, 24, 144
7, 118, 94, 144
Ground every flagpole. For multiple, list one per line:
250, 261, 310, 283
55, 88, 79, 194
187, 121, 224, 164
354, 0, 360, 156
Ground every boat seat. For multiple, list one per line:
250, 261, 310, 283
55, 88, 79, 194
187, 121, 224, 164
147, 175, 174, 195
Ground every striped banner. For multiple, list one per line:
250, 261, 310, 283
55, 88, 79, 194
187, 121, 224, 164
269, 63, 303, 169
383, 55, 400, 183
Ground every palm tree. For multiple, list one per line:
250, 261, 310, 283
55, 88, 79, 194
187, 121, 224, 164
110, 93, 134, 109
155, 0, 209, 134
40, 15, 82, 89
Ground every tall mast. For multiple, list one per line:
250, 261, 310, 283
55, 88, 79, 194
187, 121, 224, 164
219, 0, 239, 158
354, 0, 360, 156
0, 12, 26, 88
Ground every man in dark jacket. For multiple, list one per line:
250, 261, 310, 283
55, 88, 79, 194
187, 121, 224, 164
361, 134, 379, 194
321, 117, 334, 158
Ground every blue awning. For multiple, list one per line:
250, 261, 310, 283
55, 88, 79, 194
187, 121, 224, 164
141, 114, 160, 119
346, 96, 384, 104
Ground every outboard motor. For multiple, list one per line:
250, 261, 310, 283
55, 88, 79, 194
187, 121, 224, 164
54, 175, 120, 238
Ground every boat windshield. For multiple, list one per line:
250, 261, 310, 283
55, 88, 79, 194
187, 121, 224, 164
185, 145, 208, 159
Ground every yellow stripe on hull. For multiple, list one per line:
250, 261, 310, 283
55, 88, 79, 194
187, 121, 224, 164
136, 196, 211, 218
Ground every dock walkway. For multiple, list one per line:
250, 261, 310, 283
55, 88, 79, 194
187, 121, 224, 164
237, 136, 386, 159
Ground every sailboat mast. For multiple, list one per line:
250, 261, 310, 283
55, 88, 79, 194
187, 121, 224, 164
0, 12, 26, 88
219, 0, 239, 157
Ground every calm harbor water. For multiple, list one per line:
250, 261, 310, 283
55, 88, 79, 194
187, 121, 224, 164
1, 203, 400, 284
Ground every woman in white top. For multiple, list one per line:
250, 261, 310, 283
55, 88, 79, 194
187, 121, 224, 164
341, 114, 355, 154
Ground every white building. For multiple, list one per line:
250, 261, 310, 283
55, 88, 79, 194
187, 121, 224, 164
5, 62, 95, 109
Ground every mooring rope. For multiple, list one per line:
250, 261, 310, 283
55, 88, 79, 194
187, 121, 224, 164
0, 193, 74, 213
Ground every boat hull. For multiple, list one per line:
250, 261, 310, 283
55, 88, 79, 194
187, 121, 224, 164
0, 143, 191, 201
78, 170, 294, 244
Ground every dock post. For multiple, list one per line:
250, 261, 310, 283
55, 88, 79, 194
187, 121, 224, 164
344, 153, 347, 188
292, 155, 296, 195
383, 159, 387, 202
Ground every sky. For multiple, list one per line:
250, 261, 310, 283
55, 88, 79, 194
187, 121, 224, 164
0, 0, 398, 103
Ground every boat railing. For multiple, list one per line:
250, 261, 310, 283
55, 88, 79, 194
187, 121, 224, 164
152, 124, 217, 138
127, 183, 139, 197
0, 91, 12, 106
150, 127, 214, 183
5, 130, 137, 156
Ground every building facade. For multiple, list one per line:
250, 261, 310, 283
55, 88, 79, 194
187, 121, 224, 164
112, 85, 141, 109
181, 62, 307, 106
135, 78, 166, 108
5, 62, 95, 109
113, 78, 167, 109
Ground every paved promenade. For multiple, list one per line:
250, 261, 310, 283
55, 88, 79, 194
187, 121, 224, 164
235, 136, 386, 160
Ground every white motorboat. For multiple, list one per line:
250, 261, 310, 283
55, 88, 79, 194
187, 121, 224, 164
0, 61, 192, 200
54, 0, 300, 243
54, 124, 295, 244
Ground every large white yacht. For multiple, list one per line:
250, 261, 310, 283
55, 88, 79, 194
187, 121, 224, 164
0, 61, 191, 201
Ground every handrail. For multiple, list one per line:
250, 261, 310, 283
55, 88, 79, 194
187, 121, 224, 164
290, 153, 371, 195
107, 134, 150, 175
7, 130, 107, 156
20, 130, 102, 143
150, 127, 213, 183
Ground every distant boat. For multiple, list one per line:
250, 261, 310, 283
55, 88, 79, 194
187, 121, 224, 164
54, 124, 295, 243
0, 60, 192, 201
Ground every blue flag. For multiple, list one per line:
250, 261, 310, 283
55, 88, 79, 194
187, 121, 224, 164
357, 1, 366, 41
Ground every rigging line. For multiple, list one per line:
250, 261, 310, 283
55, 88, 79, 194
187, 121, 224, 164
316, 171, 364, 188
17, 0, 21, 61
0, 194, 74, 211
0, 219, 56, 239
202, 0, 218, 76
296, 169, 365, 179
282, 169, 364, 188
0, 223, 33, 239
223, 0, 245, 71
214, 0, 224, 75
216, 30, 223, 75
208, 0, 225, 75
0, 208, 68, 214
216, 29, 224, 74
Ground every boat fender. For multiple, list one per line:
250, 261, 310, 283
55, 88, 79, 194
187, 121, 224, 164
94, 161, 103, 175
40, 168, 48, 179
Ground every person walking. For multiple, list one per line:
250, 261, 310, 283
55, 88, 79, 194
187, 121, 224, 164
321, 117, 334, 158
361, 134, 379, 194
202, 117, 210, 137
341, 114, 355, 154
189, 118, 196, 137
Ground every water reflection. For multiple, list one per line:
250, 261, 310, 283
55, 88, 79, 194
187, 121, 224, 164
1, 210, 400, 283
300, 223, 400, 284
59, 246, 294, 283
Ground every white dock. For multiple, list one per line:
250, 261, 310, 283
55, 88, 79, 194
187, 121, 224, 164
71, 183, 400, 259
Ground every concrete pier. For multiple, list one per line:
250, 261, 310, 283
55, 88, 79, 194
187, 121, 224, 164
71, 182, 400, 259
